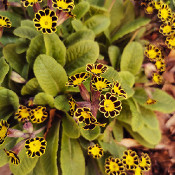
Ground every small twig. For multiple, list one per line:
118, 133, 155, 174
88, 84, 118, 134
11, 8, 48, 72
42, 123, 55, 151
108, 0, 115, 12
129, 29, 140, 43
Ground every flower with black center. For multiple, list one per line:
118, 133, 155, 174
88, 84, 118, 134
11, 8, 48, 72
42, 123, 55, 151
99, 92, 122, 118
111, 81, 127, 99
30, 106, 48, 123
52, 0, 74, 12
0, 15, 11, 28
33, 8, 58, 34
91, 76, 111, 92
88, 144, 103, 159
146, 98, 157, 105
4, 149, 20, 165
139, 153, 151, 171
14, 105, 31, 122
152, 72, 163, 85
66, 72, 90, 87
145, 2, 154, 14
25, 137, 47, 158
74, 107, 97, 125
159, 21, 175, 36
155, 58, 166, 73
105, 156, 125, 175
144, 44, 161, 62
21, 0, 42, 7
158, 4, 172, 22
69, 97, 77, 116
86, 63, 108, 76
122, 150, 139, 170
165, 34, 175, 49
0, 120, 9, 145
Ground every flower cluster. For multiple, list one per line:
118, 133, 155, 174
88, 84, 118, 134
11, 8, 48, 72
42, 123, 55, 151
15, 105, 48, 124
66, 63, 127, 130
105, 150, 151, 175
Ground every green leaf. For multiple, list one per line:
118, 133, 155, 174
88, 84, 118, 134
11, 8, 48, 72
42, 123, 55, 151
80, 125, 100, 141
0, 58, 9, 84
86, 0, 105, 6
111, 17, 150, 42
120, 42, 144, 75
21, 78, 41, 96
54, 95, 69, 112
21, 20, 35, 29
32, 120, 60, 175
134, 88, 175, 113
62, 113, 80, 139
34, 92, 54, 108
10, 145, 39, 175
72, 1, 90, 19
14, 26, 38, 40
44, 33, 66, 66
0, 88, 19, 118
26, 34, 45, 66
65, 40, 99, 74
64, 29, 95, 47
71, 19, 87, 32
60, 133, 85, 175
3, 44, 26, 74
111, 120, 123, 142
88, 5, 108, 15
85, 15, 110, 35
16, 39, 30, 54
108, 45, 120, 68
34, 54, 68, 96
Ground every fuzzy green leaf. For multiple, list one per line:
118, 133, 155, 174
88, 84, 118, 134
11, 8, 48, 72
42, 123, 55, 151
108, 45, 120, 68
21, 20, 35, 29
60, 133, 85, 175
54, 95, 69, 112
0, 58, 9, 84
44, 33, 66, 66
71, 19, 87, 32
111, 17, 150, 42
34, 92, 54, 108
26, 34, 45, 66
85, 15, 110, 35
34, 54, 68, 96
62, 113, 80, 139
120, 42, 144, 75
134, 88, 175, 113
65, 40, 99, 74
111, 120, 123, 142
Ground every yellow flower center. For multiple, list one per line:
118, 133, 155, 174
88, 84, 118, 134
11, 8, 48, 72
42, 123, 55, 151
29, 140, 42, 152
104, 99, 115, 112
81, 111, 91, 119
94, 81, 107, 90
168, 37, 175, 46
146, 6, 154, 14
135, 167, 142, 175
33, 109, 44, 120
126, 155, 134, 165
90, 146, 101, 156
113, 85, 122, 95
73, 78, 84, 85
39, 16, 52, 28
109, 161, 120, 172
153, 73, 162, 84
162, 25, 171, 34
155, 60, 162, 69
0, 125, 8, 138
20, 108, 30, 119
139, 157, 147, 167
91, 69, 102, 74
0, 19, 7, 26
160, 8, 169, 20
147, 49, 157, 59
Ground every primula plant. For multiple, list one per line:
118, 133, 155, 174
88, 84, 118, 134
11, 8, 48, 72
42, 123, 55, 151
0, 0, 175, 174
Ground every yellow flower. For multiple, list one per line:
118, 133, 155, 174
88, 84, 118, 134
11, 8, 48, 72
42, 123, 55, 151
88, 144, 103, 159
91, 76, 111, 92
33, 8, 58, 34
25, 137, 47, 158
153, 0, 162, 10
99, 92, 122, 118
134, 166, 143, 175
69, 97, 77, 116
111, 81, 127, 99
4, 149, 20, 165
122, 150, 139, 170
144, 44, 161, 62
66, 72, 90, 87
145, 2, 154, 14
155, 58, 166, 72
152, 72, 163, 85
86, 63, 108, 76
139, 153, 151, 171
21, 0, 42, 7
15, 105, 31, 122
0, 15, 11, 28
52, 0, 74, 12
165, 34, 175, 49
0, 120, 9, 145
30, 106, 48, 123
146, 98, 157, 105
158, 4, 172, 22
159, 21, 175, 36
105, 156, 125, 175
